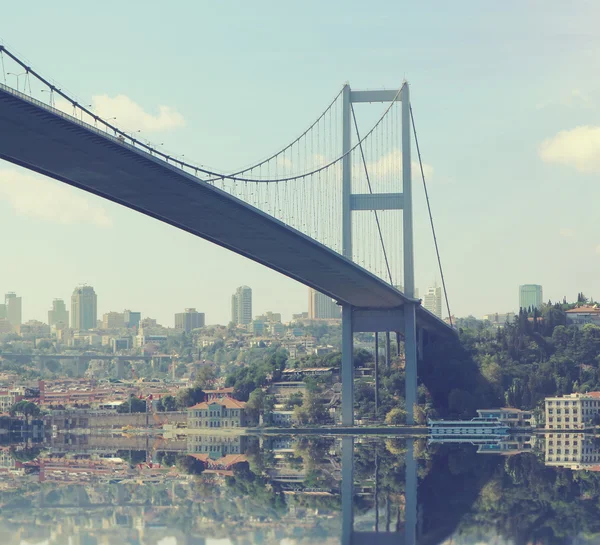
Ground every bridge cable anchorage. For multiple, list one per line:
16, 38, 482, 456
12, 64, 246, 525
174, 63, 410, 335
351, 103, 393, 285
0, 45, 402, 185
410, 105, 453, 327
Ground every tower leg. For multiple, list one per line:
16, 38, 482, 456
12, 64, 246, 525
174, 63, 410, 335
374, 332, 379, 417
341, 436, 354, 545
342, 304, 354, 426
405, 438, 418, 545
385, 331, 391, 369
405, 303, 418, 425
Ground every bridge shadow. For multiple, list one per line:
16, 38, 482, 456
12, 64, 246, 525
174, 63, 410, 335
420, 334, 502, 416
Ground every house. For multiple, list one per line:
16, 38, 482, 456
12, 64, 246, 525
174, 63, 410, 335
188, 397, 251, 429
204, 387, 235, 401
476, 408, 534, 428
565, 306, 600, 328
268, 410, 297, 427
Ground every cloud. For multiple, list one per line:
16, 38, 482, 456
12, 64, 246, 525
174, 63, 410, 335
365, 149, 434, 180
0, 168, 111, 226
559, 227, 576, 238
539, 126, 600, 173
56, 94, 185, 133
536, 88, 595, 111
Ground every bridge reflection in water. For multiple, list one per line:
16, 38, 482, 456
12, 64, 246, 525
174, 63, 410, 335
343, 437, 417, 545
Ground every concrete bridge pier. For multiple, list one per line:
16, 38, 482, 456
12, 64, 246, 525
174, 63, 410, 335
341, 305, 420, 426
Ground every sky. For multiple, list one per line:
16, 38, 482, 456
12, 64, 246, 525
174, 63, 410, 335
1, 0, 599, 326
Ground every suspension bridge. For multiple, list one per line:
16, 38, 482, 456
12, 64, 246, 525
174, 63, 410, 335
0, 45, 453, 425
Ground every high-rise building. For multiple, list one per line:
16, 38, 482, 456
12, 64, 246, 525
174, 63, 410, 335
308, 288, 340, 320
0, 304, 6, 320
423, 286, 442, 318
519, 284, 543, 311
102, 311, 125, 330
123, 310, 141, 329
231, 286, 252, 325
175, 308, 206, 332
48, 299, 69, 327
5, 293, 22, 328
71, 285, 97, 331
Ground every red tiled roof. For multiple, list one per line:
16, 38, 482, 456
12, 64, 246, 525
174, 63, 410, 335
566, 306, 600, 314
189, 396, 246, 410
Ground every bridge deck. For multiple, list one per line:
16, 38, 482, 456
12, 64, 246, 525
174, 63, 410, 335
0, 85, 450, 335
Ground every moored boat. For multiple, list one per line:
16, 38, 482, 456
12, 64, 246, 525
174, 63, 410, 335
428, 416, 510, 436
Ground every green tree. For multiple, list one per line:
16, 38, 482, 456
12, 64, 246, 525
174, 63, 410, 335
194, 365, 217, 389
384, 407, 406, 425
157, 395, 178, 412
175, 386, 205, 409
9, 400, 41, 423
116, 395, 147, 413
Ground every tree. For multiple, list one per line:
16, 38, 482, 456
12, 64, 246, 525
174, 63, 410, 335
176, 455, 205, 475
157, 395, 178, 412
246, 388, 275, 422
9, 400, 41, 423
116, 395, 147, 413
175, 386, 205, 409
384, 407, 406, 425
194, 365, 217, 389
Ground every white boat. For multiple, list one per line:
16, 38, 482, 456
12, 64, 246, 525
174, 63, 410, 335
428, 416, 510, 436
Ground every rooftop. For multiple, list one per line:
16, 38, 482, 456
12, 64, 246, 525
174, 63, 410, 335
189, 397, 247, 410
566, 306, 600, 314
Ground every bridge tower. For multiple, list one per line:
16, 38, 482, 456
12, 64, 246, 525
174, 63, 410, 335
340, 82, 418, 425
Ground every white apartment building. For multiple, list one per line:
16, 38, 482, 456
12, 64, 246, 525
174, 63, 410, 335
545, 392, 600, 430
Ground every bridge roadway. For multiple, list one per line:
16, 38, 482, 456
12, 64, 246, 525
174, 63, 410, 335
0, 84, 450, 337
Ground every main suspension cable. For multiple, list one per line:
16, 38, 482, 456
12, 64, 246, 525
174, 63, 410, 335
410, 105, 453, 326
0, 44, 403, 185
204, 87, 345, 182
351, 103, 393, 285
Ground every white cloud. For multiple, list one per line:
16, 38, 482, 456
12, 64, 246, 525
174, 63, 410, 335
56, 94, 185, 133
559, 227, 576, 238
536, 88, 595, 111
0, 168, 111, 227
539, 126, 600, 173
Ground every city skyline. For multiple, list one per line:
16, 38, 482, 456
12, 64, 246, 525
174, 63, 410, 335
0, 3, 598, 326
0, 280, 587, 328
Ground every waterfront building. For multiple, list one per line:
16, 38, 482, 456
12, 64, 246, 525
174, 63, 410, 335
123, 309, 141, 329
231, 286, 252, 325
308, 288, 340, 320
423, 285, 442, 318
476, 408, 534, 428
565, 306, 600, 328
174, 308, 205, 332
71, 285, 97, 331
188, 397, 250, 428
48, 299, 69, 327
519, 284, 543, 311
545, 392, 600, 430
5, 292, 22, 328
